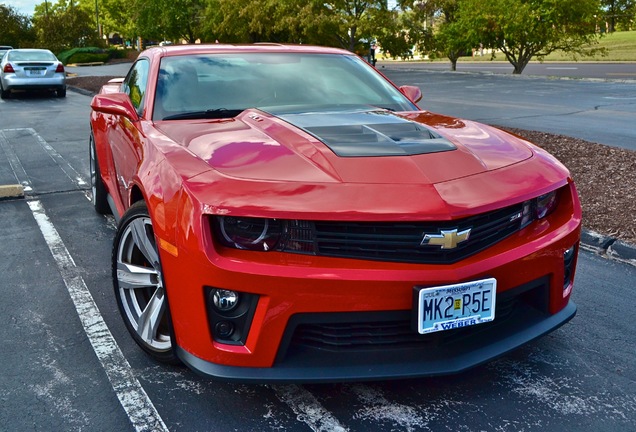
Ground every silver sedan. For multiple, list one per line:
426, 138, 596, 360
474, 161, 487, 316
1, 49, 66, 98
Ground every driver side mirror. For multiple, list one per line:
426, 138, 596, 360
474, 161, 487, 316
399, 85, 422, 104
90, 92, 139, 121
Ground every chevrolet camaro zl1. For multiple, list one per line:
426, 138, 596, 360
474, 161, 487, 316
89, 44, 581, 382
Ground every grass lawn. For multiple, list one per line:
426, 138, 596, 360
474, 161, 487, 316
434, 30, 636, 63
544, 30, 636, 61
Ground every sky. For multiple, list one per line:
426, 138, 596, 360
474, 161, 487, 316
5, 0, 39, 16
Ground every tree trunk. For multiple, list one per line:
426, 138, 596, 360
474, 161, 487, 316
608, 2, 616, 32
505, 50, 531, 75
514, 54, 533, 74
348, 26, 357, 52
448, 51, 459, 71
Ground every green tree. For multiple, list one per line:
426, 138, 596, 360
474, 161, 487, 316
204, 0, 297, 43
76, 0, 136, 43
602, 0, 636, 31
32, 0, 102, 52
416, 0, 475, 70
0, 4, 35, 47
434, 19, 475, 70
374, 13, 411, 58
204, 0, 391, 54
322, 0, 387, 52
396, 0, 474, 69
134, 0, 206, 44
459, 0, 604, 74
374, 4, 427, 59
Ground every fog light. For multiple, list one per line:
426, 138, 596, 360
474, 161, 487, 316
215, 321, 235, 338
213, 289, 239, 312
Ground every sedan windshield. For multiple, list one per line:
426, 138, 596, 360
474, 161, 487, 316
153, 53, 417, 121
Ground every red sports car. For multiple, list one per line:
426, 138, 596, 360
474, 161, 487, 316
89, 44, 581, 382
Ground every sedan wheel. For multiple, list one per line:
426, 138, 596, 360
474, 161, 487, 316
113, 202, 179, 363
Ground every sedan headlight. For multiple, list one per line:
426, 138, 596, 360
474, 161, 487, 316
216, 216, 282, 251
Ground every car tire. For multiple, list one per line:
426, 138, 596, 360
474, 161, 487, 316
89, 133, 112, 215
56, 88, 66, 98
0, 85, 9, 99
113, 201, 180, 364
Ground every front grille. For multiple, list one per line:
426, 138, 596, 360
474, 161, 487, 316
285, 203, 524, 264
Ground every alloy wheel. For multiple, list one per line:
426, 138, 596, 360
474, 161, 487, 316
114, 206, 173, 355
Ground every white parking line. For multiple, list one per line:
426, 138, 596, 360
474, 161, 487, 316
2, 128, 90, 196
0, 129, 32, 194
31, 128, 89, 188
6, 127, 167, 431
28, 199, 169, 432
270, 385, 348, 432
348, 384, 427, 430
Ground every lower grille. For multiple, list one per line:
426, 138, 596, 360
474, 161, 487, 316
276, 278, 549, 362
291, 295, 518, 352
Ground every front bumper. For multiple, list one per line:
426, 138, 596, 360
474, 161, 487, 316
178, 293, 576, 383
159, 193, 581, 382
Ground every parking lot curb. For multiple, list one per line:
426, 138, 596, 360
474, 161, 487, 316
0, 184, 24, 200
67, 62, 105, 67
67, 86, 95, 97
580, 229, 636, 268
607, 240, 636, 267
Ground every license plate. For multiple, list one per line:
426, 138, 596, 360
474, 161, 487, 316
28, 69, 45, 76
415, 278, 497, 334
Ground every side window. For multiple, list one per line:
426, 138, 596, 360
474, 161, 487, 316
121, 59, 149, 115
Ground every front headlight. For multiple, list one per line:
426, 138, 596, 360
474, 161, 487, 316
535, 191, 558, 219
216, 216, 282, 251
521, 189, 560, 228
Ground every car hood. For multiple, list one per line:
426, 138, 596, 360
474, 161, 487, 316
155, 108, 533, 185
154, 109, 568, 220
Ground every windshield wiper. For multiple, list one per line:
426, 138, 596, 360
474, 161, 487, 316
162, 108, 244, 121
370, 105, 396, 112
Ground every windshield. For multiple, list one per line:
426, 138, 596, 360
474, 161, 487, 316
153, 53, 417, 121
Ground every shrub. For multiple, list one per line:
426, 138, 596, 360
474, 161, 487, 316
57, 47, 108, 65
69, 52, 110, 64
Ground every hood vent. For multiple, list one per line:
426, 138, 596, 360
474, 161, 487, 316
277, 110, 456, 157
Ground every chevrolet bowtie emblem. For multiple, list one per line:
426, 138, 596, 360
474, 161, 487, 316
421, 228, 471, 249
